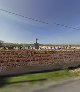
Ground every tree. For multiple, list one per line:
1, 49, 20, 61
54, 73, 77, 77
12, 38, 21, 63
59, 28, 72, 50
0, 40, 4, 47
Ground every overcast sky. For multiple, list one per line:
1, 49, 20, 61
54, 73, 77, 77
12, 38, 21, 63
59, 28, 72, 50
0, 0, 80, 44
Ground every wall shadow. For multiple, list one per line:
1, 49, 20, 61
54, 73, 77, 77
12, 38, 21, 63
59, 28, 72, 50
0, 77, 47, 88
0, 77, 9, 87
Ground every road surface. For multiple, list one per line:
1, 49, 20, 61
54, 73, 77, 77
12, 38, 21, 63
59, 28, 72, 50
34, 78, 80, 92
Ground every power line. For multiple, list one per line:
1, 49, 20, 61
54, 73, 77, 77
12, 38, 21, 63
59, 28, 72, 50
53, 22, 80, 30
0, 8, 80, 31
0, 8, 48, 24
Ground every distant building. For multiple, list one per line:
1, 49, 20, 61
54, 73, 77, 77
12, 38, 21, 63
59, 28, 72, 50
34, 38, 39, 49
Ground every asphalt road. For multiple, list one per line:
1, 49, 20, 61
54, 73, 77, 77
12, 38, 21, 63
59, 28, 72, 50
33, 79, 80, 92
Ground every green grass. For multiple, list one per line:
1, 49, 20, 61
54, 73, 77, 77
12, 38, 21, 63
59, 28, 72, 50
8, 70, 74, 83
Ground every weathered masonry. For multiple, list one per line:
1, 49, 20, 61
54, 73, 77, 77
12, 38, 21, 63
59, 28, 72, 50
0, 49, 80, 76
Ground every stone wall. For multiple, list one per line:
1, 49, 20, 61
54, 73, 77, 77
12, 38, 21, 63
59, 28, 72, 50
0, 50, 80, 74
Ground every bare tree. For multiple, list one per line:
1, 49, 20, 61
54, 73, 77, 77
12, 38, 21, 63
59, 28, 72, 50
0, 40, 4, 47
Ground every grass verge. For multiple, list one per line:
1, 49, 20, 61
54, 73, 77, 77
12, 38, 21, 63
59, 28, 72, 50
8, 70, 76, 83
